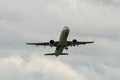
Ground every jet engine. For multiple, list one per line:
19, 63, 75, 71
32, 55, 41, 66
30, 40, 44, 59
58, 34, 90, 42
49, 40, 54, 46
72, 39, 77, 46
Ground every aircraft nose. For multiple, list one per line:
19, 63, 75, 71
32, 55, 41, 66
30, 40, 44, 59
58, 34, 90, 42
63, 26, 70, 33
64, 26, 69, 29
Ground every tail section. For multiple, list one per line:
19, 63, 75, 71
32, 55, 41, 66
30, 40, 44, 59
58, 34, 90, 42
44, 53, 69, 56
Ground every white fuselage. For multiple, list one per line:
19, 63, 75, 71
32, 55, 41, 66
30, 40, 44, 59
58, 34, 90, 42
55, 27, 70, 56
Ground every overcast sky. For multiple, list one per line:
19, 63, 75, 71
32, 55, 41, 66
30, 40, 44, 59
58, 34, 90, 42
0, 0, 120, 80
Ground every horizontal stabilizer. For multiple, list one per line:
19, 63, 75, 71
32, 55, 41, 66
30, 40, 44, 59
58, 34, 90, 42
44, 53, 69, 56
60, 53, 69, 55
45, 53, 56, 55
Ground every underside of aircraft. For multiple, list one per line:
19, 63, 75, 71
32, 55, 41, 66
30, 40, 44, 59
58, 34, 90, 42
26, 26, 94, 56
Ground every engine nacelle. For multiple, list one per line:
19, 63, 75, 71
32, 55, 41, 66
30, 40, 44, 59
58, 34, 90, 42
72, 39, 77, 46
49, 40, 54, 46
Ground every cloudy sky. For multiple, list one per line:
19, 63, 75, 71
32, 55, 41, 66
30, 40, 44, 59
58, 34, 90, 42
0, 0, 120, 80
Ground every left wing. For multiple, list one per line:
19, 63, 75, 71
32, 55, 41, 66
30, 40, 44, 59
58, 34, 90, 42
26, 41, 59, 47
67, 41, 94, 46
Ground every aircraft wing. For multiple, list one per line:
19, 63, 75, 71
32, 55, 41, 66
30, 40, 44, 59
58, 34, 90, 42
67, 41, 94, 46
26, 41, 59, 47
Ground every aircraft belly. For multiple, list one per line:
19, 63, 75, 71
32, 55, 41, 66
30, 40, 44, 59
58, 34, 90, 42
55, 48, 63, 56
59, 30, 68, 45
55, 27, 69, 56
26, 26, 94, 57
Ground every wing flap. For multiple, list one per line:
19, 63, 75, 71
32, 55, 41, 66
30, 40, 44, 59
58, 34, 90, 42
67, 41, 94, 46
60, 53, 69, 55
77, 41, 94, 45
26, 41, 59, 47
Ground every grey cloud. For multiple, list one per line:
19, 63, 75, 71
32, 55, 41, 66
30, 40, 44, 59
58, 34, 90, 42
0, 54, 119, 80
77, 63, 120, 80
0, 55, 85, 80
1, 0, 120, 40
91, 0, 120, 6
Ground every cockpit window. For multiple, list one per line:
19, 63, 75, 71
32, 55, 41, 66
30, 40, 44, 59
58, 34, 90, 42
64, 26, 69, 29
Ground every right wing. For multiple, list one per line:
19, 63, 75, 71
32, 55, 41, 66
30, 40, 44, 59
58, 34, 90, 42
26, 41, 59, 47
67, 41, 94, 46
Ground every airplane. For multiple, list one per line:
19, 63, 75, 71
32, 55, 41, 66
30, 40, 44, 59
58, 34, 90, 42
26, 26, 94, 56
